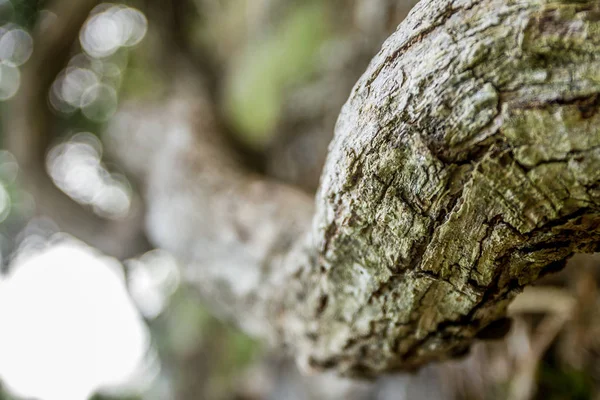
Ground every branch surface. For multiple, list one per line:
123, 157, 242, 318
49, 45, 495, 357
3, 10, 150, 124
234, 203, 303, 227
108, 0, 600, 376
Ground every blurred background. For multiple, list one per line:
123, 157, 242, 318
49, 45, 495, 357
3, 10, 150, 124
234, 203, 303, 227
0, 0, 599, 399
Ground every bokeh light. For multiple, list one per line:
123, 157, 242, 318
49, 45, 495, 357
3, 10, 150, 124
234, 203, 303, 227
128, 249, 180, 319
46, 132, 132, 219
81, 82, 118, 121
58, 67, 99, 108
0, 27, 32, 67
0, 24, 32, 100
0, 182, 9, 223
50, 4, 147, 119
0, 240, 151, 400
80, 4, 147, 59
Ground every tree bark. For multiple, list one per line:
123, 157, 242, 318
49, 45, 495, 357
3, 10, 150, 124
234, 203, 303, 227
108, 0, 600, 377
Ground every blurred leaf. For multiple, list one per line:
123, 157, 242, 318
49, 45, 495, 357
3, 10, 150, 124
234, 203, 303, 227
10, 0, 42, 28
89, 394, 142, 400
229, 330, 260, 367
537, 364, 593, 400
225, 2, 328, 150
161, 286, 214, 357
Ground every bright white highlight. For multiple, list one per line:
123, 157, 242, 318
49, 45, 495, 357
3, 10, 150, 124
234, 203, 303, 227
0, 242, 150, 400
0, 27, 33, 67
0, 26, 33, 101
81, 83, 118, 121
0, 182, 10, 223
59, 67, 99, 108
80, 5, 148, 59
47, 133, 132, 219
128, 250, 180, 319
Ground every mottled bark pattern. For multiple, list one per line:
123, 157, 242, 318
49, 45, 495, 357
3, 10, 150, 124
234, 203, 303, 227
294, 0, 600, 376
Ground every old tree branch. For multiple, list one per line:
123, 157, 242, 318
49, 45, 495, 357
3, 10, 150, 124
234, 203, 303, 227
109, 0, 600, 377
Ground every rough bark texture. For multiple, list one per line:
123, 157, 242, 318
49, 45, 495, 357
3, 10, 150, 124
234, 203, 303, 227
108, 0, 600, 378
303, 0, 600, 375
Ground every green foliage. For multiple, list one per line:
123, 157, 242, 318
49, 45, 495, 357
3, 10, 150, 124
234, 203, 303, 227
120, 40, 166, 101
224, 2, 328, 150
537, 364, 593, 400
229, 330, 259, 367
145, 285, 260, 398
8, 0, 43, 28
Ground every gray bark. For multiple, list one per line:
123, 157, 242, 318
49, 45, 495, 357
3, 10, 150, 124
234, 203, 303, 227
108, 0, 600, 377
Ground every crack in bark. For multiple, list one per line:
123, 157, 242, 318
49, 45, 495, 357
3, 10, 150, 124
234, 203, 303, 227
108, 0, 600, 378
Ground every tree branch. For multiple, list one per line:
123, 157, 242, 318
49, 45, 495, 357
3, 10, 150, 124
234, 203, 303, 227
109, 0, 600, 377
